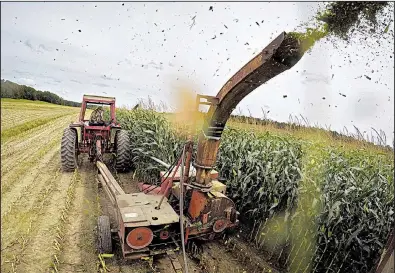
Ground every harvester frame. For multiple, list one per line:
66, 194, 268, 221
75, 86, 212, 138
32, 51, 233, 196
93, 32, 306, 266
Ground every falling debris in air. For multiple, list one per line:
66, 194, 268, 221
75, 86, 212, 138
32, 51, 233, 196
364, 75, 372, 80
209, 6, 213, 11
283, 95, 288, 98
190, 15, 196, 29
339, 93, 347, 97
78, 30, 82, 33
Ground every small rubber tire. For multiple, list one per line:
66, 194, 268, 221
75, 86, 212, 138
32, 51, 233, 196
114, 130, 131, 172
61, 128, 78, 172
97, 215, 112, 254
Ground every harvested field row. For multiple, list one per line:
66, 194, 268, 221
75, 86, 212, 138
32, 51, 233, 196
1, 111, 79, 177
56, 161, 99, 273
1, 99, 78, 131
0, 100, 90, 273
1, 110, 72, 131
1, 114, 78, 194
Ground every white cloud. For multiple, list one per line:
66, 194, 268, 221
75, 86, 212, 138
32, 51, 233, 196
18, 77, 35, 86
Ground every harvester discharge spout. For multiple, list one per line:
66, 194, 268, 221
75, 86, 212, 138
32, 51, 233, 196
194, 31, 306, 187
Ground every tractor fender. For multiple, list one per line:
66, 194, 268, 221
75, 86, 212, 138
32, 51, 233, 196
68, 125, 79, 143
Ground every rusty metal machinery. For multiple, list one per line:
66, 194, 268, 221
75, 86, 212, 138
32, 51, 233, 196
97, 160, 181, 259
181, 32, 306, 240
96, 32, 306, 265
193, 31, 303, 187
139, 31, 306, 251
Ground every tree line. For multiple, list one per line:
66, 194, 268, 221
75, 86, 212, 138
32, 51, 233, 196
0, 79, 81, 107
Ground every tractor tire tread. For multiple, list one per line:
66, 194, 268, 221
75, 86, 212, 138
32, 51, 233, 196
61, 128, 78, 172
97, 215, 112, 254
115, 130, 131, 172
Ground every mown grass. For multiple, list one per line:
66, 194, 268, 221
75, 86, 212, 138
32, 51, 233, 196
1, 114, 71, 144
1, 135, 62, 194
1, 98, 79, 143
1, 98, 75, 108
49, 170, 80, 273
1, 166, 62, 273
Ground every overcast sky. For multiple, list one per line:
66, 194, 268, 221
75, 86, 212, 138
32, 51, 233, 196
1, 2, 394, 144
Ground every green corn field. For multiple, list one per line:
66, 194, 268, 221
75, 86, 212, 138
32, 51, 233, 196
109, 107, 394, 273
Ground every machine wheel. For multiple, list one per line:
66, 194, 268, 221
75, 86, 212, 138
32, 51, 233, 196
126, 227, 153, 250
61, 128, 78, 172
97, 216, 112, 254
114, 130, 131, 172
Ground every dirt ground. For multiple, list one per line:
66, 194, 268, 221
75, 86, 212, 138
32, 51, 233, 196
1, 99, 278, 273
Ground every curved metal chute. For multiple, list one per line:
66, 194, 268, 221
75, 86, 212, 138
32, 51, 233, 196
195, 31, 305, 185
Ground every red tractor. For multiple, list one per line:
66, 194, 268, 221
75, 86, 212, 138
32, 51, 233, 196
61, 95, 131, 172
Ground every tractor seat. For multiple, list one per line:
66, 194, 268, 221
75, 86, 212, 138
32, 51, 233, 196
89, 121, 106, 126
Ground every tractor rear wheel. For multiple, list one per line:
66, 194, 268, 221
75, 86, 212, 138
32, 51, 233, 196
114, 130, 131, 172
61, 128, 78, 172
97, 215, 112, 254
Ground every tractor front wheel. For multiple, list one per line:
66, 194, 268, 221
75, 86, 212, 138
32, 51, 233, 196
61, 128, 78, 172
114, 130, 131, 172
